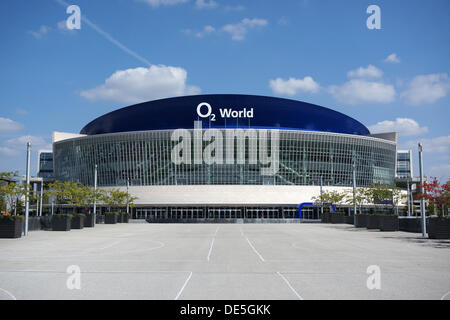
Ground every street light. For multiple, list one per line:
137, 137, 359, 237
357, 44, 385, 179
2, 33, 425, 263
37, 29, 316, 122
320, 175, 323, 217
93, 164, 97, 226
352, 157, 357, 224
126, 177, 130, 215
24, 142, 31, 236
418, 143, 426, 237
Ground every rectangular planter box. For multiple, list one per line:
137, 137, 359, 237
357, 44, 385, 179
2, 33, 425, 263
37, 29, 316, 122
28, 217, 41, 231
399, 217, 422, 233
52, 216, 72, 231
331, 214, 345, 224
379, 215, 399, 231
321, 212, 330, 223
428, 218, 450, 239
71, 216, 84, 229
0, 219, 23, 238
366, 215, 381, 230
84, 214, 95, 227
120, 214, 129, 223
104, 214, 118, 224
40, 216, 52, 230
345, 215, 355, 224
354, 215, 367, 228
96, 215, 104, 224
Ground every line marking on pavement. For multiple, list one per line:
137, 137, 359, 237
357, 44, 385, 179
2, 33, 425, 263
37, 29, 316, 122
240, 227, 244, 237
0, 270, 190, 274
441, 291, 450, 300
98, 240, 121, 250
245, 237, 265, 262
175, 272, 193, 300
207, 226, 219, 262
207, 238, 215, 262
276, 272, 303, 300
0, 288, 17, 300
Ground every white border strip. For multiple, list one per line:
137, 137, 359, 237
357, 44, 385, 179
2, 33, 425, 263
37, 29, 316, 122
277, 272, 303, 300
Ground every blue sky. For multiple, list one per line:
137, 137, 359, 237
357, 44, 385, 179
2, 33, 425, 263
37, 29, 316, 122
0, 0, 449, 181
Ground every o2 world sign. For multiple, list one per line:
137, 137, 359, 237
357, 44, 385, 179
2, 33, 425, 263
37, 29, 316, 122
196, 102, 254, 122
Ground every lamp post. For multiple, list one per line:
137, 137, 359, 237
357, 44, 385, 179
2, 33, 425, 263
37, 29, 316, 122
39, 180, 43, 216
320, 176, 323, 218
93, 164, 97, 226
418, 143, 426, 237
93, 165, 97, 214
352, 157, 357, 224
24, 142, 31, 236
126, 177, 130, 215
406, 178, 411, 217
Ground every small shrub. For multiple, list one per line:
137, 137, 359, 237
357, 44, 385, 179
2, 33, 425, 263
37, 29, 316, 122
53, 214, 73, 218
104, 211, 119, 216
0, 215, 24, 221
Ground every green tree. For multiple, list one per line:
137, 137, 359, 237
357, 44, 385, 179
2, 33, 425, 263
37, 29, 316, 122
0, 171, 26, 215
101, 189, 128, 212
366, 183, 405, 214
47, 180, 84, 213
101, 189, 138, 213
344, 187, 371, 214
390, 185, 406, 215
312, 190, 346, 205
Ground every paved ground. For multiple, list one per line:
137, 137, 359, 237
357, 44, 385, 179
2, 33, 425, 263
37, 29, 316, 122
0, 223, 449, 300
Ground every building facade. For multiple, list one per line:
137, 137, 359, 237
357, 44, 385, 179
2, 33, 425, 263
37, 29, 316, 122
52, 94, 398, 220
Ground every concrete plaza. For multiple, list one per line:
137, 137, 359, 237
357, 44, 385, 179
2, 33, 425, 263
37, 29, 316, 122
0, 223, 449, 300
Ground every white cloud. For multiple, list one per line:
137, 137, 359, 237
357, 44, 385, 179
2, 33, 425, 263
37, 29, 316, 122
195, 25, 215, 37
5, 136, 51, 150
403, 136, 450, 153
328, 79, 396, 104
57, 20, 76, 34
347, 65, 383, 79
0, 146, 19, 157
269, 77, 320, 96
384, 53, 401, 63
195, 0, 217, 9
15, 109, 28, 116
222, 18, 268, 41
0, 118, 23, 133
401, 73, 450, 105
0, 135, 51, 157
368, 118, 428, 136
80, 65, 201, 104
428, 164, 450, 181
224, 4, 245, 11
138, 0, 189, 7
57, 20, 68, 31
28, 25, 50, 39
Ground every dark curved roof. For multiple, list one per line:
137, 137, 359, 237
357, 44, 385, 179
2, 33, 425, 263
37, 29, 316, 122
80, 94, 370, 135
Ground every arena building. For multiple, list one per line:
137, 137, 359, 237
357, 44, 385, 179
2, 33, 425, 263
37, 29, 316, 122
52, 94, 397, 221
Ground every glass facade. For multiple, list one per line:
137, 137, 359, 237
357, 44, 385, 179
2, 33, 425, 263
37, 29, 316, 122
37, 151, 54, 180
396, 150, 413, 179
133, 206, 319, 220
54, 129, 396, 188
